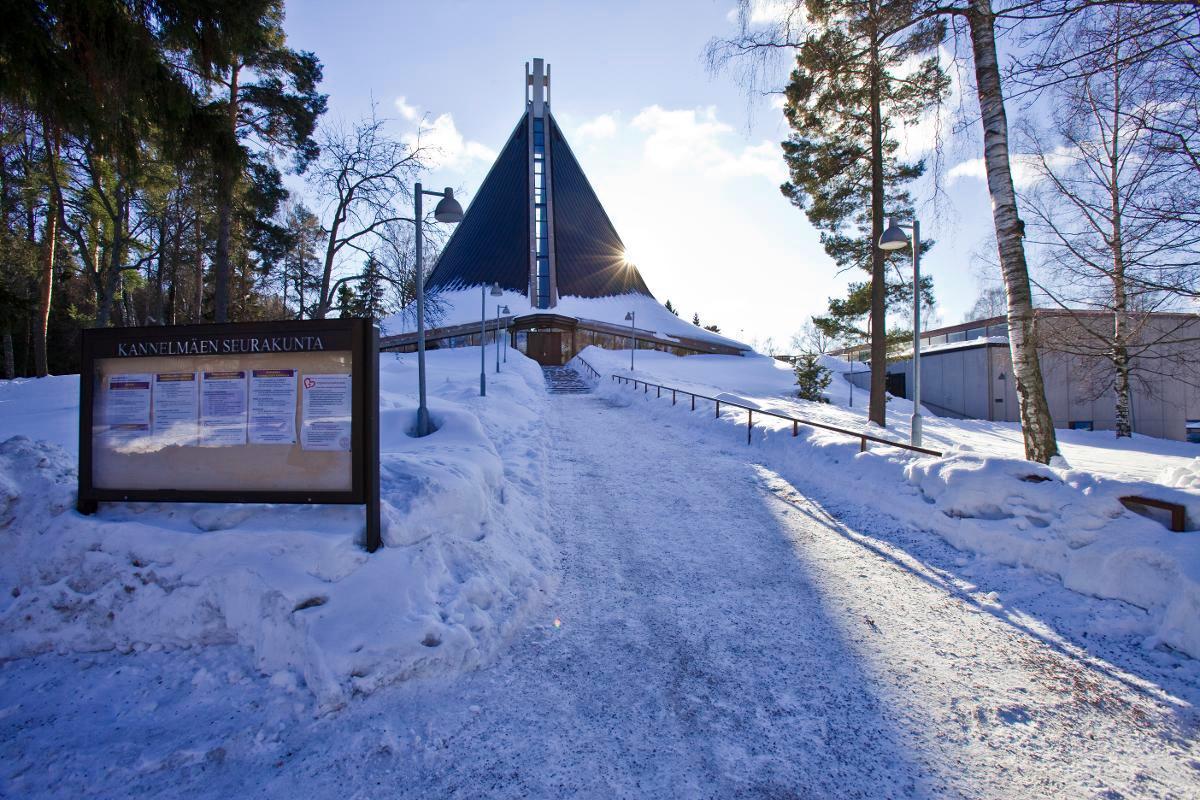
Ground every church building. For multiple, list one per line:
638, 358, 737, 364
381, 58, 749, 365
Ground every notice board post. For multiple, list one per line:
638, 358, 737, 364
78, 318, 382, 552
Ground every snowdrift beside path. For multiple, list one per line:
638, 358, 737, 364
0, 348, 555, 710
576, 346, 1200, 660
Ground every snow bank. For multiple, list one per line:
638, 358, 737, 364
0, 348, 555, 710
1161, 457, 1200, 491
575, 346, 1200, 660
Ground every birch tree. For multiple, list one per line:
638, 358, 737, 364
1020, 4, 1200, 437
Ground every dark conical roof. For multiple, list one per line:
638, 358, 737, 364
426, 118, 530, 293
426, 111, 653, 300
548, 116, 652, 298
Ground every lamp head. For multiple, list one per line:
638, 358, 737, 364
490, 282, 502, 297
433, 188, 464, 223
878, 218, 910, 251
624, 311, 634, 321
501, 305, 510, 314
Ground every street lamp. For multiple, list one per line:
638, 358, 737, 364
482, 282, 501, 396
624, 311, 636, 371
878, 216, 923, 447
495, 303, 509, 373
413, 183, 464, 437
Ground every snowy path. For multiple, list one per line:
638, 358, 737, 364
4, 391, 1200, 797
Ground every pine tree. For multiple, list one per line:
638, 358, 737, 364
780, 0, 946, 426
205, 2, 326, 322
665, 299, 679, 316
281, 202, 322, 318
355, 254, 387, 322
335, 284, 359, 319
794, 354, 833, 401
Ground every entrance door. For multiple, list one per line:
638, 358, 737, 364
526, 332, 563, 365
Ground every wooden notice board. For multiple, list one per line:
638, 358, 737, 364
78, 318, 381, 550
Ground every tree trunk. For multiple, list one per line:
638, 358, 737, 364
314, 227, 339, 320
1113, 336, 1132, 437
867, 16, 888, 428
34, 191, 57, 377
213, 64, 240, 324
967, 0, 1059, 463
96, 204, 125, 328
1108, 51, 1132, 438
2, 332, 14, 380
34, 121, 60, 377
194, 205, 205, 322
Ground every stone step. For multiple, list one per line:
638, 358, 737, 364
543, 367, 593, 395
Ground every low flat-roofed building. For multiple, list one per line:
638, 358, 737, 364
839, 310, 1200, 442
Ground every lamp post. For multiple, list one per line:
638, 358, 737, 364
495, 304, 509, 373
849, 352, 854, 408
413, 183, 464, 437
624, 311, 635, 371
502, 307, 510, 363
482, 282, 501, 396
878, 216, 923, 446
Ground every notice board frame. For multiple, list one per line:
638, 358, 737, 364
77, 318, 381, 551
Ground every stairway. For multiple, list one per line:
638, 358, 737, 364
543, 366, 593, 395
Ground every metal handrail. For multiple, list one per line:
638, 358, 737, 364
611, 374, 943, 457
575, 356, 601, 380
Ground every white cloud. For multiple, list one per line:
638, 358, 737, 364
575, 113, 618, 140
630, 105, 785, 183
394, 96, 418, 121
403, 112, 496, 172
948, 148, 1075, 190
726, 0, 799, 26
894, 47, 961, 160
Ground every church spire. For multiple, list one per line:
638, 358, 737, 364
527, 58, 556, 308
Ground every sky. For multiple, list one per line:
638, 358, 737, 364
283, 0, 1008, 349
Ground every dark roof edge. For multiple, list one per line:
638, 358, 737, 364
548, 112, 653, 298
426, 112, 530, 292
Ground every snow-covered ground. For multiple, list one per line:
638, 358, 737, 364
578, 347, 1197, 482
575, 346, 1200, 664
3, 373, 1199, 797
0, 349, 555, 710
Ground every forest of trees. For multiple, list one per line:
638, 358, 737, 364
0, 1, 439, 379
711, 0, 1200, 459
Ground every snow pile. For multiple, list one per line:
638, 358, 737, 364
576, 345, 1200, 659
1160, 457, 1200, 491
0, 348, 555, 710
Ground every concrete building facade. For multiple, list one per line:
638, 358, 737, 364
842, 311, 1200, 442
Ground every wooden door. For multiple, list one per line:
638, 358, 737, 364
527, 332, 563, 365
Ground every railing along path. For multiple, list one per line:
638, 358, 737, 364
575, 357, 602, 380
610, 373, 942, 457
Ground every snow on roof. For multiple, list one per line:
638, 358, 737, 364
381, 288, 752, 352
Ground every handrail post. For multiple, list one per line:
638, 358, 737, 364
672, 389, 676, 405
860, 436, 867, 453
691, 394, 695, 411
657, 386, 661, 398
793, 420, 798, 437
747, 410, 752, 444
716, 400, 720, 418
